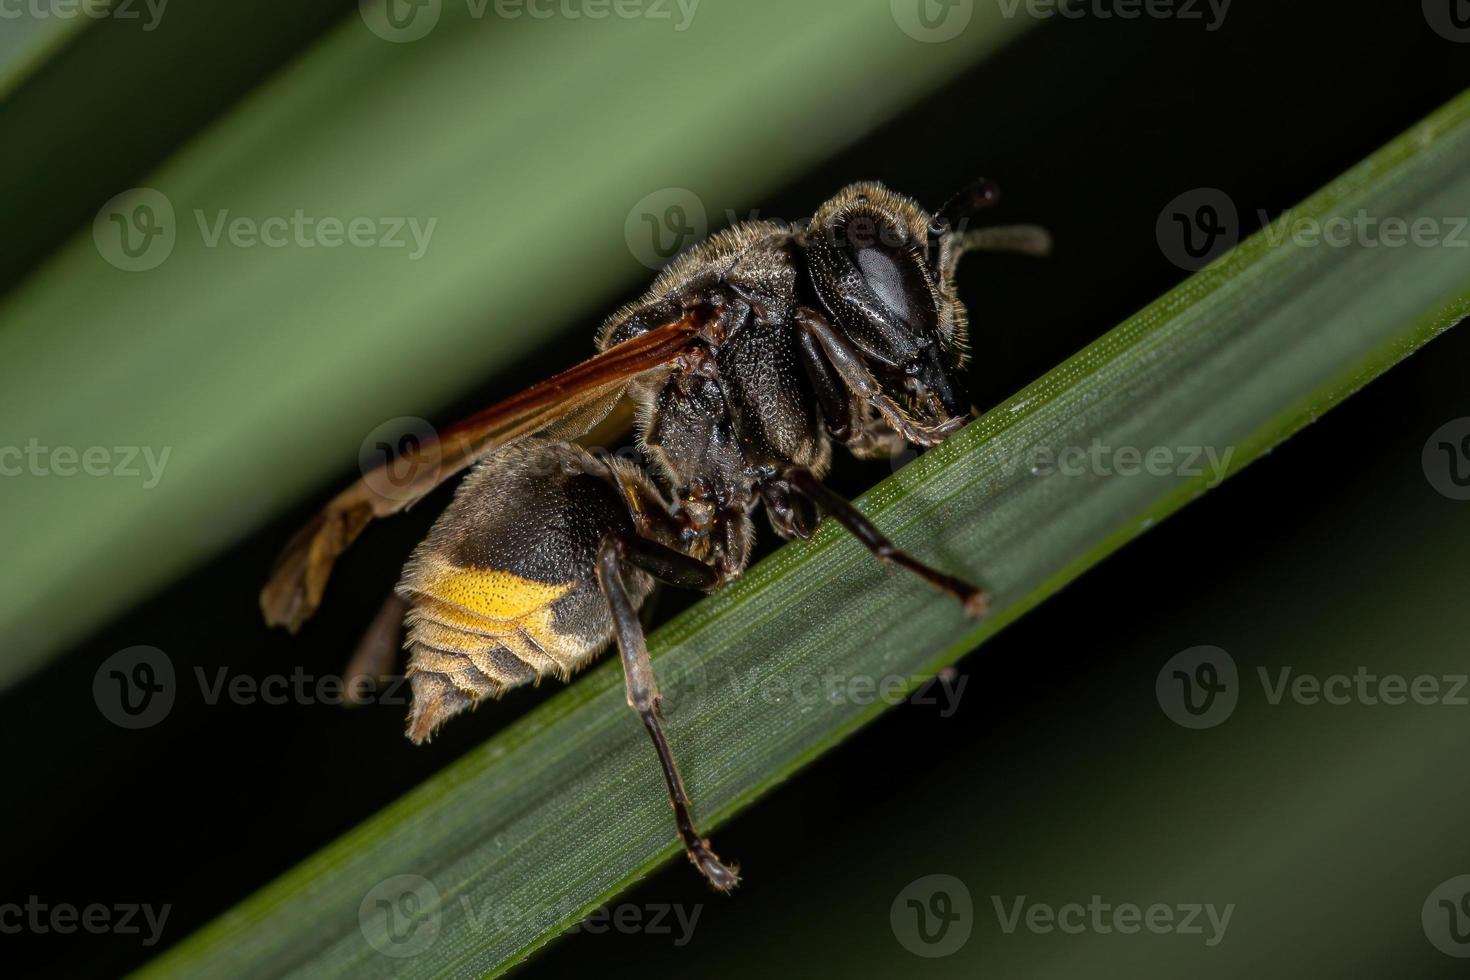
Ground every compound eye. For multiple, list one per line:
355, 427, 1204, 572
848, 235, 934, 331
858, 243, 923, 326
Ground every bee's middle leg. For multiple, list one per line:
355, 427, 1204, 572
595, 534, 738, 892
777, 467, 989, 618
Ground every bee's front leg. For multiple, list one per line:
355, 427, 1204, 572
595, 535, 739, 892
794, 307, 964, 447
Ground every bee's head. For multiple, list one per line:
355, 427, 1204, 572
801, 182, 971, 422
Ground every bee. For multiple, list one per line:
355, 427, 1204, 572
261, 180, 1050, 891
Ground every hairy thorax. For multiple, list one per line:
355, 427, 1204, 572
609, 223, 833, 536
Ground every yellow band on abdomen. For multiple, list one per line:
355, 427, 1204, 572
425, 566, 572, 622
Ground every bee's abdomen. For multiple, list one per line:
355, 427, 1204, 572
400, 563, 587, 742
396, 440, 652, 742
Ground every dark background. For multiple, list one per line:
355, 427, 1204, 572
3, 4, 1468, 976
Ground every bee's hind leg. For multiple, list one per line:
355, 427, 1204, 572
342, 592, 410, 706
595, 535, 738, 892
780, 467, 989, 618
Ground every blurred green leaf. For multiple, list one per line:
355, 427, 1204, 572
136, 89, 1470, 980
0, 5, 91, 97
0, 0, 367, 296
